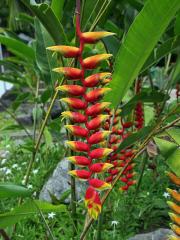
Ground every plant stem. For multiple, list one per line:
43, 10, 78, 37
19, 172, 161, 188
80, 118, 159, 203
0, 229, 10, 240
96, 213, 103, 240
24, 89, 59, 186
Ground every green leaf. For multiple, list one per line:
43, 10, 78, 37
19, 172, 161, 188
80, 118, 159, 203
174, 11, 180, 35
51, 0, 65, 21
104, 0, 180, 108
0, 35, 35, 61
0, 183, 31, 199
121, 90, 169, 116
44, 127, 53, 147
154, 137, 178, 158
172, 54, 180, 85
116, 126, 152, 153
141, 36, 180, 73
167, 128, 180, 145
34, 18, 57, 84
167, 148, 180, 177
0, 124, 24, 131
21, 1, 67, 44
0, 200, 66, 228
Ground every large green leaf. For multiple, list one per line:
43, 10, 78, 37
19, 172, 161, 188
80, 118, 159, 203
21, 1, 67, 44
154, 137, 178, 158
51, 0, 65, 21
167, 128, 180, 145
0, 35, 35, 61
172, 54, 180, 84
0, 183, 31, 199
141, 36, 180, 73
104, 0, 180, 108
34, 18, 57, 84
167, 148, 180, 177
0, 200, 66, 228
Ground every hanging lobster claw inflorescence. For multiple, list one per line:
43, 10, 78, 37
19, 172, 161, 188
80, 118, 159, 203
47, 3, 115, 219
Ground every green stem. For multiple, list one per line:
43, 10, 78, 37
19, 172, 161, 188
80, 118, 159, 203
96, 213, 103, 240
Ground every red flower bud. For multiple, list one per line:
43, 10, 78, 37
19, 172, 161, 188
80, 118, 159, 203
85, 102, 110, 116
66, 141, 90, 152
68, 169, 91, 180
53, 67, 82, 79
61, 98, 87, 109
84, 88, 111, 102
65, 125, 88, 137
86, 115, 109, 130
89, 178, 111, 190
83, 54, 112, 69
106, 175, 113, 182
56, 85, 85, 96
89, 148, 113, 159
84, 72, 111, 87
81, 31, 115, 44
89, 163, 113, 173
120, 185, 129, 191
88, 131, 111, 144
67, 156, 91, 166
61, 111, 87, 123
169, 213, 180, 226
47, 45, 80, 58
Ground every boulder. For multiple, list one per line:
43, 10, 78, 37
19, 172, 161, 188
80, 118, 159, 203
39, 159, 86, 203
128, 228, 175, 240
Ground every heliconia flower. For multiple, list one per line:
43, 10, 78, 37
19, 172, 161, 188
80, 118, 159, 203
86, 115, 109, 130
56, 85, 85, 96
65, 125, 88, 137
109, 136, 118, 144
110, 168, 119, 176
84, 88, 111, 102
120, 177, 128, 183
119, 155, 126, 160
89, 148, 113, 159
125, 151, 134, 157
66, 141, 89, 152
53, 67, 82, 79
46, 45, 80, 58
168, 236, 180, 240
167, 201, 180, 214
61, 111, 87, 123
68, 170, 91, 180
61, 98, 87, 109
170, 224, 180, 236
81, 31, 115, 44
88, 131, 111, 144
82, 54, 112, 69
67, 156, 91, 166
84, 72, 111, 87
166, 172, 180, 186
89, 163, 113, 173
85, 187, 101, 219
169, 212, 180, 225
106, 175, 113, 182
126, 172, 136, 179
127, 180, 136, 186
166, 188, 180, 202
123, 122, 133, 128
120, 185, 129, 191
85, 102, 110, 116
89, 178, 111, 190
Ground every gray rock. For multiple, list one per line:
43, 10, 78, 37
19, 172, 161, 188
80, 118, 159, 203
39, 159, 86, 203
128, 228, 175, 240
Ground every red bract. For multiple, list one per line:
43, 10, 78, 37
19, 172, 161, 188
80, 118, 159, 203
53, 67, 82, 79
